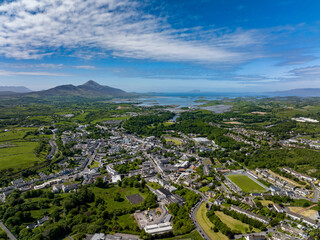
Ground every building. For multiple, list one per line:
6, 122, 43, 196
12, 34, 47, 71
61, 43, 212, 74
273, 203, 283, 213
37, 216, 49, 226
214, 196, 224, 206
144, 222, 173, 235
52, 184, 62, 193
62, 183, 79, 193
245, 235, 266, 240
230, 205, 270, 225
155, 188, 185, 205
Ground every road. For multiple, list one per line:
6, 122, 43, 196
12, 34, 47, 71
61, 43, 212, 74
311, 183, 319, 203
190, 200, 211, 240
0, 221, 17, 240
46, 132, 58, 160
234, 227, 277, 239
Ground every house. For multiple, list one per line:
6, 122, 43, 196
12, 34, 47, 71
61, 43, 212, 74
26, 223, 36, 229
62, 183, 79, 193
245, 235, 266, 240
37, 216, 49, 226
286, 211, 302, 221
214, 196, 224, 206
205, 191, 216, 199
52, 184, 62, 193
230, 205, 270, 225
91, 233, 106, 240
270, 185, 280, 192
273, 203, 283, 213
105, 235, 122, 240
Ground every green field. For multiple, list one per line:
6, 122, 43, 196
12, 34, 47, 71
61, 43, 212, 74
90, 186, 147, 210
117, 214, 139, 229
0, 141, 41, 171
165, 137, 183, 145
147, 182, 162, 190
196, 203, 228, 240
215, 211, 260, 234
227, 174, 266, 193
162, 230, 204, 240
199, 186, 210, 193
0, 128, 37, 142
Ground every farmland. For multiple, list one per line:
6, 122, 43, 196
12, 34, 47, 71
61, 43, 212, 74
0, 141, 40, 171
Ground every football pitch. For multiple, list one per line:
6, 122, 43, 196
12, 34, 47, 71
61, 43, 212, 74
227, 174, 266, 193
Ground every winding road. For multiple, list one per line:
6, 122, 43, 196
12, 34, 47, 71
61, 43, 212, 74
190, 199, 211, 240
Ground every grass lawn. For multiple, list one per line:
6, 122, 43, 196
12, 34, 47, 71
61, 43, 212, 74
90, 161, 100, 168
199, 186, 210, 193
204, 158, 212, 165
147, 182, 162, 190
289, 206, 318, 218
196, 203, 228, 240
215, 211, 260, 234
117, 214, 139, 229
162, 230, 204, 240
227, 174, 266, 193
165, 137, 182, 145
164, 121, 175, 126
90, 186, 147, 210
0, 141, 41, 171
261, 200, 274, 207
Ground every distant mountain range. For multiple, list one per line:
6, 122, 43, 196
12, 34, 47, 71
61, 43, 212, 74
0, 80, 131, 98
0, 86, 31, 93
1, 83, 320, 99
267, 88, 320, 97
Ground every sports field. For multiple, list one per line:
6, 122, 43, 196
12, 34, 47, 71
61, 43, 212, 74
227, 174, 266, 193
196, 203, 228, 240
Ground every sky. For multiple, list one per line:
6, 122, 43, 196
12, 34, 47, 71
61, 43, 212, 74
0, 0, 320, 92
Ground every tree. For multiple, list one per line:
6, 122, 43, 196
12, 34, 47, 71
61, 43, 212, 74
95, 177, 105, 188
114, 193, 122, 202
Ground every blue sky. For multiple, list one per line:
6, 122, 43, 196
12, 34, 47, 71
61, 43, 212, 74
0, 0, 320, 92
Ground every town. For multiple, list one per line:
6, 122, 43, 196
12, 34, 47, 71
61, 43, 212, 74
0, 99, 319, 240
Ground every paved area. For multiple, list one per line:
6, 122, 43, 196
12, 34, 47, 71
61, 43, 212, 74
0, 221, 17, 240
126, 193, 144, 204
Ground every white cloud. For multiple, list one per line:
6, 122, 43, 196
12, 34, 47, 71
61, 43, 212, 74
74, 65, 97, 69
0, 69, 72, 76
0, 0, 262, 63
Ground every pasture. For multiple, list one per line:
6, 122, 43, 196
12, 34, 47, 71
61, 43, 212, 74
0, 141, 40, 171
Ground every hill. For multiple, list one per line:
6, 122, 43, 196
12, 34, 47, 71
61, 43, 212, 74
267, 88, 320, 97
0, 86, 31, 93
26, 80, 131, 98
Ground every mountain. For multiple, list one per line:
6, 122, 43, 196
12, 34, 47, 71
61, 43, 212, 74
0, 86, 32, 93
189, 89, 201, 93
27, 80, 131, 98
267, 88, 320, 97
